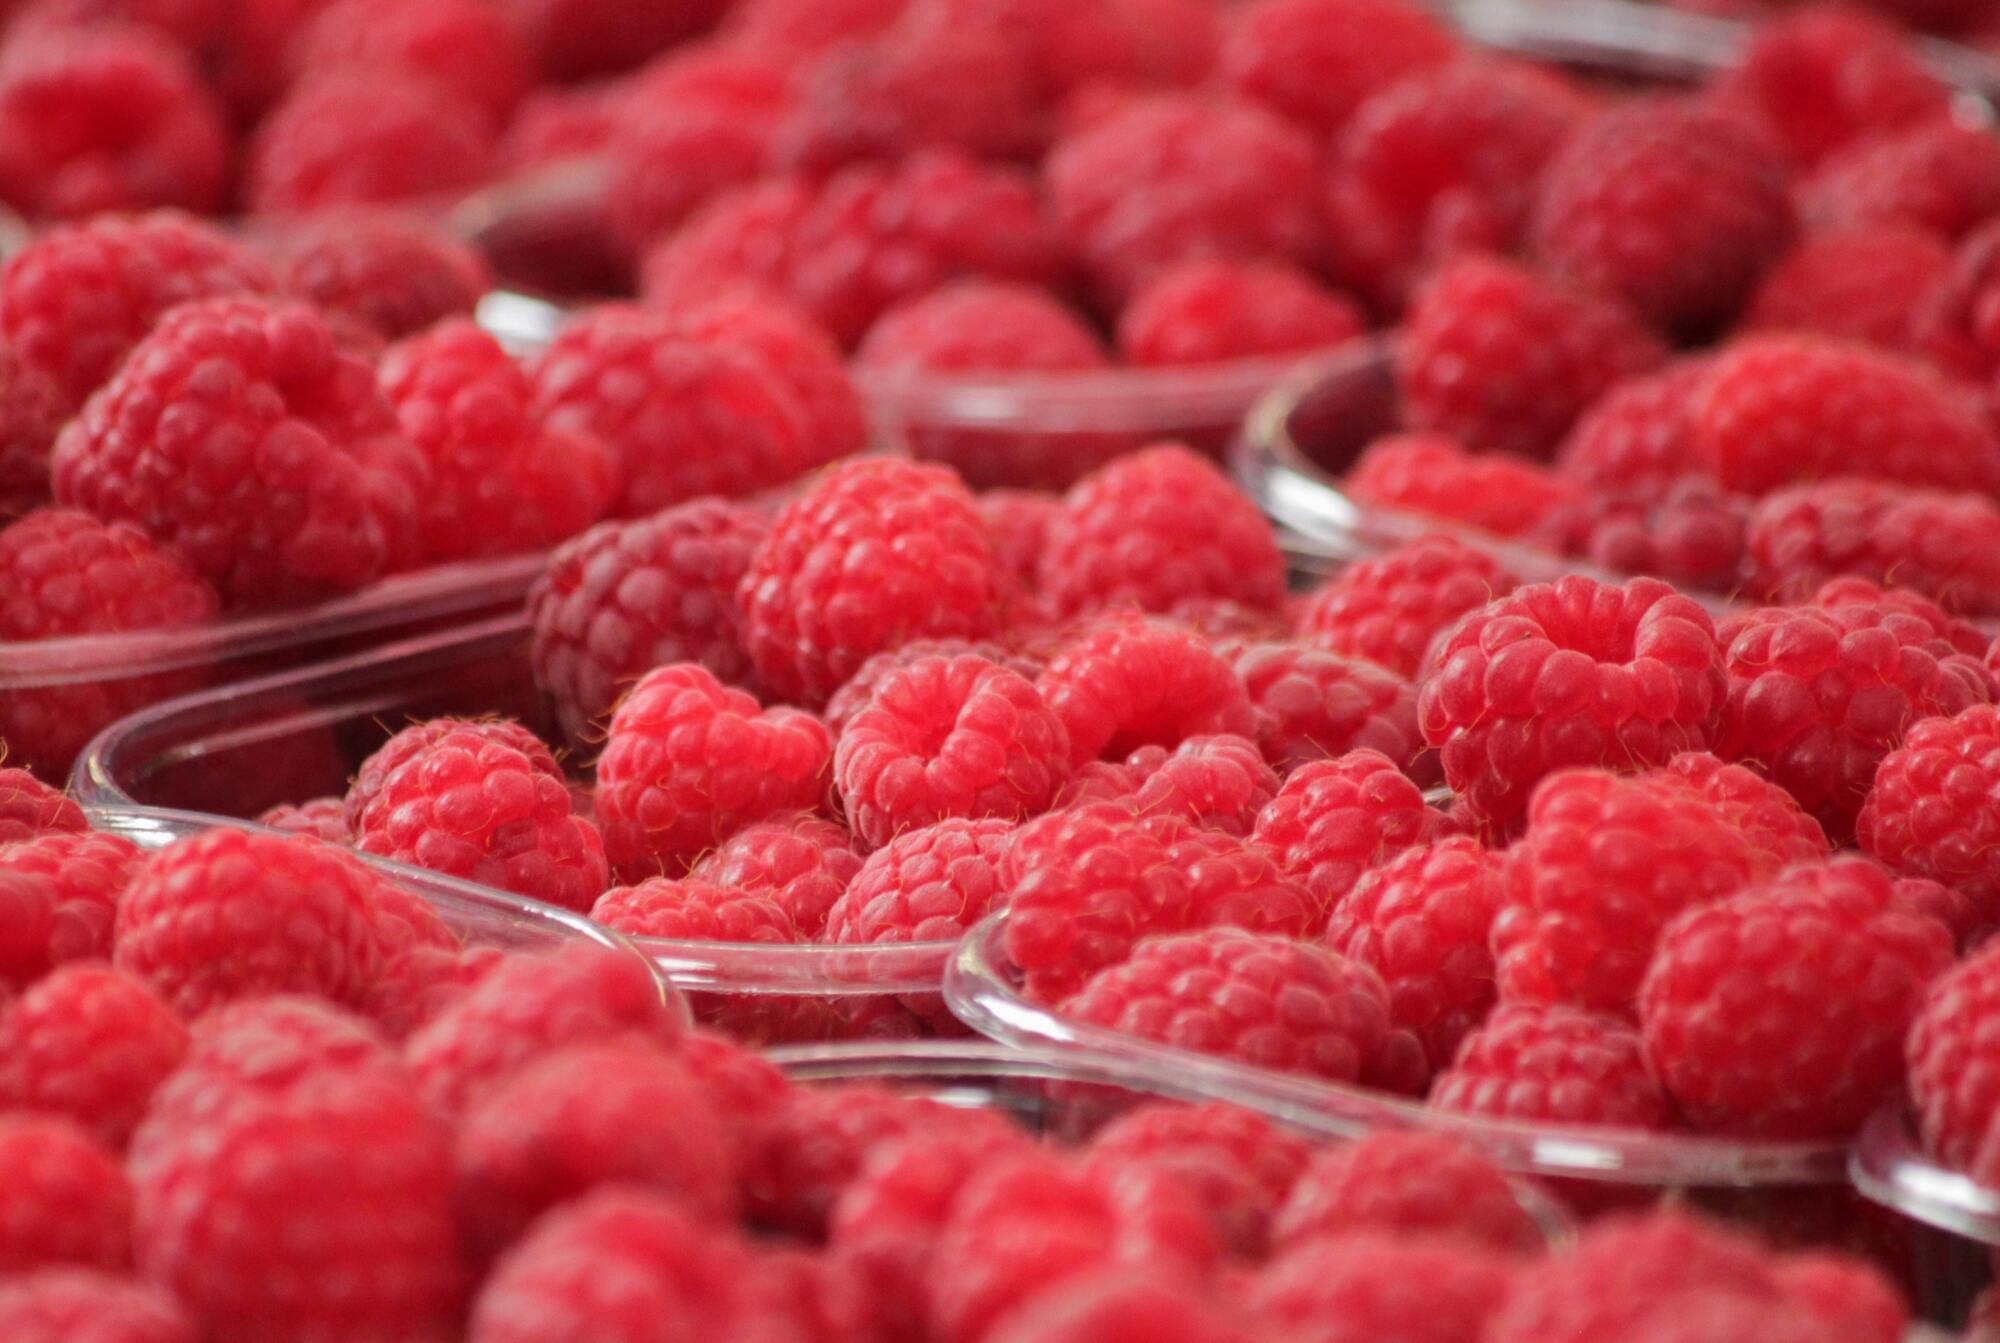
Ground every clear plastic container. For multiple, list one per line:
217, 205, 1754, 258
70, 617, 964, 1047
1851, 1102, 2000, 1328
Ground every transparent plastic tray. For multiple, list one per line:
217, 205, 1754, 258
1851, 1103, 2000, 1328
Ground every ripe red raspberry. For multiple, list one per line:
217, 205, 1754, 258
1325, 835, 1503, 1075
53, 297, 426, 607
1908, 935, 2000, 1170
1430, 1002, 1675, 1129
0, 211, 274, 408
346, 717, 561, 833
256, 797, 352, 844
739, 458, 1004, 707
1273, 1131, 1538, 1255
982, 1271, 1259, 1343
670, 294, 866, 467
502, 0, 726, 81
1800, 117, 2000, 239
0, 770, 84, 843
722, 0, 904, 56
457, 1038, 736, 1256
1744, 225, 1952, 354
274, 211, 490, 342
1639, 855, 1953, 1138
1345, 434, 1584, 537
0, 964, 187, 1151
1323, 58, 1590, 309
1398, 254, 1668, 460
824, 815, 1012, 945
1231, 642, 1431, 778
1716, 593, 1993, 837
1220, 0, 1458, 138
1858, 704, 2000, 928
1819, 574, 1991, 657
1044, 93, 1324, 305
290, 0, 533, 128
129, 999, 460, 1343
0, 1115, 130, 1272
1533, 98, 1795, 335
1553, 359, 1712, 501
0, 1269, 192, 1343
1086, 1102, 1310, 1258
594, 663, 832, 880
1249, 1232, 1515, 1343
0, 26, 227, 220
1116, 260, 1367, 366
1037, 444, 1286, 621
690, 813, 863, 938
1420, 576, 1728, 832
1251, 748, 1449, 909
1058, 734, 1279, 837
1691, 336, 2000, 496
1533, 478, 1752, 596
0, 828, 140, 983
826, 638, 1040, 741
1035, 616, 1256, 765
1777, 1255, 1911, 1343
592, 875, 796, 943
1746, 476, 2000, 614
1665, 750, 1832, 868
1295, 536, 1518, 680
0, 346, 68, 509
1060, 929, 1396, 1083
1913, 215, 2000, 381
244, 69, 493, 214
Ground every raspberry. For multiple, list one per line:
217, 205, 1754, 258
1777, 1255, 1911, 1343
1746, 476, 2000, 614
290, 0, 533, 128
1060, 929, 1396, 1084
738, 457, 1004, 706
379, 319, 615, 564
274, 211, 491, 342
0, 828, 138, 977
0, 964, 186, 1150
0, 26, 227, 220
855, 281, 1130, 493
824, 815, 1013, 944
1553, 359, 1712, 501
1909, 939, 2000, 1173
256, 797, 352, 844
1219, 0, 1459, 138
13, 0, 226, 52
1116, 260, 1367, 366
403, 943, 683, 1117
723, 0, 905, 55
129, 999, 461, 1343
1037, 444, 1286, 621
0, 346, 68, 509
346, 717, 561, 833
674, 1030, 792, 1158
0, 211, 274, 407
1057, 734, 1279, 837
0, 1269, 192, 1343
1818, 574, 1991, 655
1044, 93, 1323, 305
1744, 225, 1952, 354
1398, 254, 1668, 460
1914, 215, 2000, 380
1248, 1232, 1514, 1343
244, 69, 493, 214
1532, 99, 1795, 336
1420, 576, 1727, 832
528, 498, 768, 743
825, 638, 1039, 741
591, 876, 798, 943
0, 769, 85, 843
1272, 1131, 1538, 1255
457, 1038, 736, 1256
594, 663, 833, 880
1800, 117, 2000, 239
501, 0, 726, 81
1035, 616, 1256, 765
1716, 593, 1993, 837
1344, 434, 1583, 536
1858, 703, 2000, 928
981, 1271, 1257, 1343
670, 292, 868, 472
1533, 478, 1752, 595
1251, 749, 1449, 909
1664, 750, 1832, 868
1322, 58, 1590, 309
1430, 1003, 1675, 1129
970, 493, 1054, 595
1639, 855, 1953, 1138
0, 1116, 130, 1271
1295, 536, 1518, 680
1691, 336, 2000, 496
690, 813, 863, 938
1167, 598, 1289, 645
1616, 1294, 1832, 1343
52, 297, 426, 607
1086, 1102, 1310, 1258
1325, 835, 1503, 1074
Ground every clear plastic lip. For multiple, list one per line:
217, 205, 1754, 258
1851, 1102, 2000, 1246
944, 910, 1848, 1190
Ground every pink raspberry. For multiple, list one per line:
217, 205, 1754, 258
824, 816, 1013, 945
291, 0, 533, 128
1250, 748, 1450, 910
591, 876, 796, 943
1272, 1131, 1540, 1254
0, 345, 70, 509
1744, 225, 1952, 354
0, 828, 140, 982
1420, 575, 1727, 832
1430, 1002, 1675, 1129
738, 458, 1004, 707
1057, 734, 1279, 837
1295, 536, 1519, 680
1219, 0, 1459, 138
1398, 254, 1668, 460
0, 770, 85, 843
1816, 574, 1989, 655
1554, 359, 1712, 501
1344, 434, 1583, 537
1665, 750, 1832, 868
1859, 704, 2000, 929
0, 964, 187, 1150
1533, 478, 1752, 595
690, 813, 863, 938
0, 1115, 130, 1272
0, 1269, 192, 1343
274, 211, 492, 342
670, 291, 868, 471
1800, 116, 2000, 240
1086, 1102, 1310, 1258
1249, 1232, 1515, 1343
1035, 616, 1256, 765
1116, 260, 1366, 366
826, 639, 1040, 741
346, 716, 558, 827
1639, 855, 1954, 1138
1044, 93, 1323, 305
244, 69, 493, 214
1745, 476, 2000, 614
256, 797, 352, 844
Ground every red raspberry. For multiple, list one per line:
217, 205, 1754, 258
1777, 1255, 1911, 1343
0, 964, 186, 1150
1532, 478, 1752, 595
1249, 1232, 1515, 1343
592, 876, 796, 943
1170, 598, 1288, 644
1295, 536, 1518, 680
1618, 1294, 1837, 1343
502, 0, 725, 81
1420, 576, 1728, 832
0, 1115, 130, 1271
1035, 617, 1256, 765
0, 211, 274, 408
1044, 93, 1324, 306
1037, 444, 1286, 621
1744, 225, 1952, 354
1716, 593, 1993, 837
1060, 929, 1397, 1084
982, 1271, 1258, 1343
0, 345, 68, 509
1154, 825, 1323, 942
12, 0, 226, 52
824, 815, 1012, 944
1116, 260, 1366, 366
1058, 734, 1279, 837
0, 769, 85, 843
1858, 703, 2000, 928
457, 1038, 736, 1256
1908, 935, 2000, 1169
1272, 1131, 1538, 1255
1325, 835, 1503, 1075
1553, 359, 1712, 501
1639, 854, 1953, 1138
53, 297, 426, 607
0, 829, 140, 981
1220, 0, 1458, 138
256, 797, 352, 844
0, 1269, 192, 1343
1746, 476, 2000, 614
723, 0, 905, 56
1691, 336, 2000, 496
290, 0, 533, 128
828, 639, 1040, 741
1820, 575, 1990, 653
346, 717, 561, 833
403, 943, 684, 1117
594, 663, 832, 880
1800, 117, 2000, 239
1086, 1102, 1310, 1257
129, 999, 460, 1343
1345, 434, 1584, 536
1532, 98, 1795, 335
670, 291, 869, 472
1665, 750, 1832, 867
738, 457, 1004, 706
0, 26, 227, 220
1430, 1002, 1675, 1129
274, 211, 490, 342
1913, 215, 2000, 380
674, 1030, 792, 1159
1251, 748, 1449, 909
690, 813, 863, 938
244, 69, 493, 214
1323, 58, 1590, 309
980, 491, 1059, 593
1398, 254, 1668, 460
